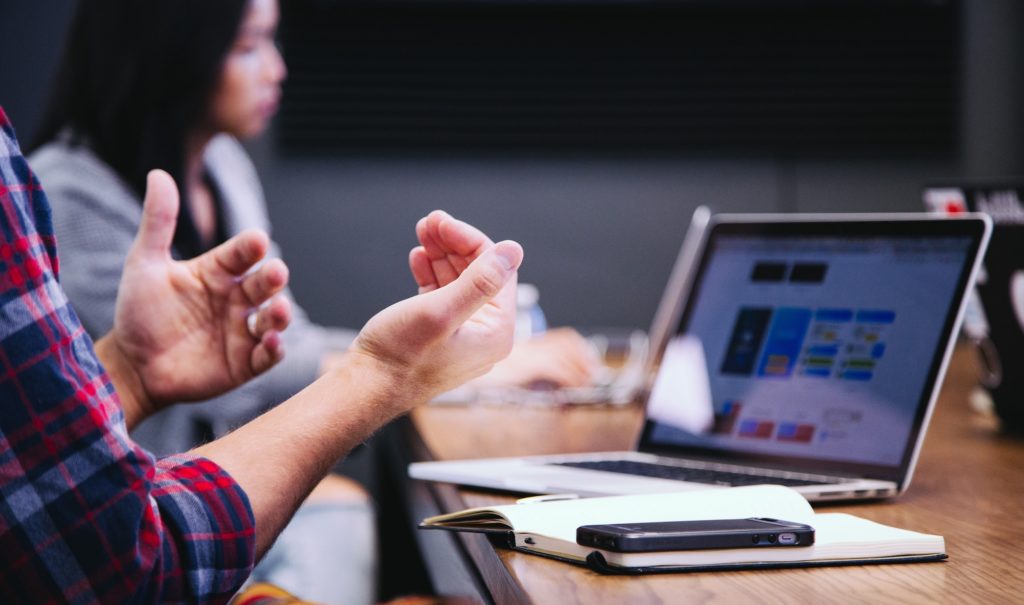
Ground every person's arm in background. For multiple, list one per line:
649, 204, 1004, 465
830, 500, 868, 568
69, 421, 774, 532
473, 327, 599, 388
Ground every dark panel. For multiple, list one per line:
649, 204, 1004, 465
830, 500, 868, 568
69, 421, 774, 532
0, 0, 78, 143
278, 1, 957, 155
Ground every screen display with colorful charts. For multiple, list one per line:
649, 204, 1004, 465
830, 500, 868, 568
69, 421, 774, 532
647, 233, 974, 468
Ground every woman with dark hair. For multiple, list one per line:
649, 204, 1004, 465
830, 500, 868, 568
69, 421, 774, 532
31, 0, 332, 447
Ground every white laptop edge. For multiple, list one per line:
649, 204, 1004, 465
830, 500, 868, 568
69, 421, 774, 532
894, 213, 991, 495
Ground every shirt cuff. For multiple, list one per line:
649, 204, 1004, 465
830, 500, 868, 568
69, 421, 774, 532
152, 454, 256, 601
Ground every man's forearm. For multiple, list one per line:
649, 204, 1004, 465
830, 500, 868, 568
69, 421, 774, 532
94, 333, 151, 430
193, 350, 413, 558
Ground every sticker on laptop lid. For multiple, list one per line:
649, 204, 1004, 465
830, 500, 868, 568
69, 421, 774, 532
923, 188, 967, 215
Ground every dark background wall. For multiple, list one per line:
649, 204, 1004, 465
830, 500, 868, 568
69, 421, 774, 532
1, 0, 1021, 332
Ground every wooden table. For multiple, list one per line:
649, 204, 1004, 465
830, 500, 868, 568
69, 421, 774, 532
399, 347, 1024, 604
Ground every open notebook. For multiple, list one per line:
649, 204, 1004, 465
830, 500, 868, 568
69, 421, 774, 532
420, 485, 946, 574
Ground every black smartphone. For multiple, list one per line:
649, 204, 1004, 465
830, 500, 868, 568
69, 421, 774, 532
576, 517, 815, 552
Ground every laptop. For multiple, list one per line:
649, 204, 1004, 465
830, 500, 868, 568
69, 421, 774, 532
410, 213, 992, 501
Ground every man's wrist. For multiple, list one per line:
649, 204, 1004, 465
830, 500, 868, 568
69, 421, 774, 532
327, 347, 430, 423
94, 333, 153, 430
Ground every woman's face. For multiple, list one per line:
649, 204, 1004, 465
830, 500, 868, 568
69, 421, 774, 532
208, 0, 287, 139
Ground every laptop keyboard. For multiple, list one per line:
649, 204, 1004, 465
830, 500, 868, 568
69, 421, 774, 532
553, 460, 833, 487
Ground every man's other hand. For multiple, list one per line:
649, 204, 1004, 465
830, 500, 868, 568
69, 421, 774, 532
99, 170, 292, 426
350, 211, 523, 411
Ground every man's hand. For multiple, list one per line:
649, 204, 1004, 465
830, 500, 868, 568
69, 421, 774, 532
409, 210, 491, 292
350, 211, 523, 408
411, 211, 598, 390
96, 170, 292, 428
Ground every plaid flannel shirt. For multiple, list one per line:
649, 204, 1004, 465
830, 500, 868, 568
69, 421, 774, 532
0, 107, 255, 604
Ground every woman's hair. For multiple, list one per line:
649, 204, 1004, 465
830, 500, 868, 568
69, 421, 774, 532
32, 0, 249, 257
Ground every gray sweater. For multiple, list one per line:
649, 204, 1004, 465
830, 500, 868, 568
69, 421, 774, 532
30, 135, 356, 455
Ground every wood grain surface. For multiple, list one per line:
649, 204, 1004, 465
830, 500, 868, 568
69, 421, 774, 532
410, 347, 1024, 604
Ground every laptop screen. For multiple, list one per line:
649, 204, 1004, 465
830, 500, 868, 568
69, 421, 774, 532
640, 218, 986, 482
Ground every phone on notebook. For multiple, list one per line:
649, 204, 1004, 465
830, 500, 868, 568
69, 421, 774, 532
576, 517, 815, 552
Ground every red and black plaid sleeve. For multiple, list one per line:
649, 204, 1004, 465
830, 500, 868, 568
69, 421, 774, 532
0, 107, 256, 604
